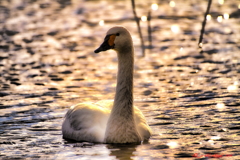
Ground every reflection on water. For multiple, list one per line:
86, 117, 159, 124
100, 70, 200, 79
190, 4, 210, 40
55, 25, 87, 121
107, 144, 138, 160
0, 0, 240, 159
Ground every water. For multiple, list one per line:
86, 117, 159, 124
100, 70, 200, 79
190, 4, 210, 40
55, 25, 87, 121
0, 0, 240, 159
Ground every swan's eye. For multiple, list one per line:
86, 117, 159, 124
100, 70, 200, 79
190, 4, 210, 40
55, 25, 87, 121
116, 33, 120, 36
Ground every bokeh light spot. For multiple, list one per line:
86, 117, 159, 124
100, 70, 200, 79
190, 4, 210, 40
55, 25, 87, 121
151, 3, 158, 10
169, 1, 176, 7
99, 20, 104, 26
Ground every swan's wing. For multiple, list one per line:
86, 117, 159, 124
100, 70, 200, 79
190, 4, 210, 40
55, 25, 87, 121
62, 102, 111, 142
95, 100, 114, 110
134, 106, 152, 141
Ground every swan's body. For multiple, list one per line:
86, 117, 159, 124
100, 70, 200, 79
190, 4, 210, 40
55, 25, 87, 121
62, 26, 151, 143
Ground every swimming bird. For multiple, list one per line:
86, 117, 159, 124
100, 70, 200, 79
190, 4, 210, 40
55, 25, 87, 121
62, 26, 151, 143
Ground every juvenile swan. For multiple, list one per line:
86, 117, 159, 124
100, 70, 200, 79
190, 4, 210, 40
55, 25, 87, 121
62, 26, 151, 143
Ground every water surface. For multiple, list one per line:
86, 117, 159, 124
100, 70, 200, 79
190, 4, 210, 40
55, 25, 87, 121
0, 0, 240, 159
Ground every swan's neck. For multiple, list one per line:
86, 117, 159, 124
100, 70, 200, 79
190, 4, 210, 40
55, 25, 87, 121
114, 47, 134, 111
104, 45, 142, 143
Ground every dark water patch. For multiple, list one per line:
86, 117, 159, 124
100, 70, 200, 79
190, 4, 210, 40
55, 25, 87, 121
0, 45, 9, 50
9, 73, 19, 76
75, 7, 84, 15
184, 89, 202, 94
190, 37, 197, 41
174, 55, 190, 60
19, 93, 42, 99
181, 132, 203, 135
223, 108, 240, 113
27, 74, 39, 78
40, 70, 47, 73
154, 65, 164, 69
198, 147, 217, 150
177, 69, 183, 72
27, 10, 36, 16
77, 55, 87, 59
200, 125, 212, 128
0, 91, 10, 97
48, 74, 58, 78
0, 141, 16, 145
143, 90, 152, 96
72, 78, 84, 81
219, 69, 231, 74
0, 6, 10, 23
48, 87, 58, 90
28, 127, 59, 131
72, 142, 95, 148
194, 114, 202, 119
150, 122, 174, 126
40, 2, 51, 9
63, 42, 78, 51
0, 105, 13, 109
200, 49, 219, 55
193, 54, 205, 59
206, 76, 219, 82
10, 81, 21, 85
180, 91, 218, 102
206, 28, 233, 35
175, 152, 193, 158
9, 66, 19, 71
4, 108, 51, 117
66, 86, 80, 88
51, 77, 64, 81
151, 145, 169, 149
160, 46, 169, 51
189, 70, 198, 74
230, 9, 240, 18
35, 83, 45, 86
157, 15, 197, 20
4, 30, 19, 36
27, 48, 35, 55
228, 126, 240, 130
158, 78, 165, 81
182, 103, 216, 108
47, 31, 59, 36
214, 138, 230, 141
161, 38, 173, 42
13, 44, 23, 51
54, 96, 62, 99
32, 34, 44, 41
183, 30, 195, 35
59, 70, 72, 74
201, 59, 225, 64
56, 0, 71, 9
42, 91, 60, 96
2, 119, 46, 124
33, 100, 55, 105
8, 78, 19, 81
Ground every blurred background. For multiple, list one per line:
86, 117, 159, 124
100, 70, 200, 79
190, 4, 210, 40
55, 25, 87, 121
0, 0, 240, 159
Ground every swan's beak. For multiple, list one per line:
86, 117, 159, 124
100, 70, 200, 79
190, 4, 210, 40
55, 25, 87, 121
94, 35, 116, 53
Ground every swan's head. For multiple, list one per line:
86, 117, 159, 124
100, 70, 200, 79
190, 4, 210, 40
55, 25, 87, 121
94, 26, 132, 53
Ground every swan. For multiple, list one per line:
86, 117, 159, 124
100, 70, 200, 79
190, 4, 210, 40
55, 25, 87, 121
62, 26, 151, 143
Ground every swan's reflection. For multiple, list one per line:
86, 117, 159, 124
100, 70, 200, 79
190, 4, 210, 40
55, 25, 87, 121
107, 143, 139, 160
